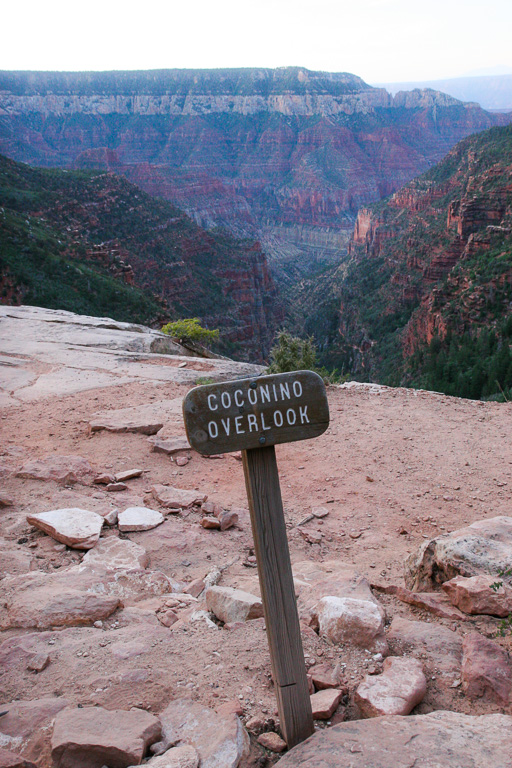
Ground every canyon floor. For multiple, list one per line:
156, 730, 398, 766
1, 306, 511, 767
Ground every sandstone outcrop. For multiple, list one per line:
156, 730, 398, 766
274, 712, 512, 767
405, 516, 512, 591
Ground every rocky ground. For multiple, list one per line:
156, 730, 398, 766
0, 306, 511, 768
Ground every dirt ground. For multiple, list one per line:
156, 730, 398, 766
1, 365, 511, 765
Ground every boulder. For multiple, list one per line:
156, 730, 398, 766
151, 485, 207, 510
16, 455, 94, 485
462, 632, 512, 707
206, 586, 263, 624
355, 657, 427, 717
387, 617, 462, 678
142, 746, 199, 768
153, 698, 249, 768
274, 711, 512, 767
82, 537, 149, 570
405, 516, 512, 591
310, 688, 343, 719
118, 507, 164, 532
442, 574, 512, 617
51, 706, 161, 768
26, 508, 103, 549
312, 596, 388, 654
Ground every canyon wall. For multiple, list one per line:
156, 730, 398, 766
1, 67, 510, 278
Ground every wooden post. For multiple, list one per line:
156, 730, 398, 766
183, 370, 329, 748
242, 445, 315, 748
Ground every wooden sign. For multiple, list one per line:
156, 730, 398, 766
182, 370, 329, 455
183, 371, 330, 748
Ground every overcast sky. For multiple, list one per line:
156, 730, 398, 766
3, 0, 512, 83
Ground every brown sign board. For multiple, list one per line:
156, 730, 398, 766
183, 370, 329, 455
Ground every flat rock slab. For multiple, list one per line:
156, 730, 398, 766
115, 469, 144, 482
2, 582, 120, 630
153, 698, 249, 768
118, 507, 164, 532
16, 455, 94, 485
374, 584, 468, 621
82, 537, 149, 570
151, 485, 207, 510
51, 706, 162, 768
442, 574, 512, 617
26, 508, 104, 549
387, 617, 462, 678
206, 586, 263, 624
274, 711, 512, 767
312, 596, 388, 655
89, 404, 166, 435
462, 631, 512, 707
355, 656, 427, 717
148, 437, 191, 455
405, 516, 512, 591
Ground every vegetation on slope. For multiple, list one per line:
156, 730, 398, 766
297, 125, 512, 400
0, 154, 280, 359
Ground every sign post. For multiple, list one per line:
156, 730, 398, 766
183, 370, 330, 748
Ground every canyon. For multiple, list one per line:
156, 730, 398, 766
1, 67, 510, 279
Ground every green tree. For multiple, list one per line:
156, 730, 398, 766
161, 318, 219, 347
267, 331, 318, 373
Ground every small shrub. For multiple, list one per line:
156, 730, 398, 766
161, 318, 219, 347
268, 330, 345, 384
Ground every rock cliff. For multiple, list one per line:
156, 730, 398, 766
298, 125, 512, 398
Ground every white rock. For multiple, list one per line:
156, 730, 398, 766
26, 508, 103, 549
118, 507, 164, 532
405, 516, 512, 591
144, 745, 199, 768
206, 586, 263, 624
313, 596, 388, 654
153, 698, 249, 768
82, 537, 149, 570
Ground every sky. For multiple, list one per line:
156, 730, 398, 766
3, 0, 512, 83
